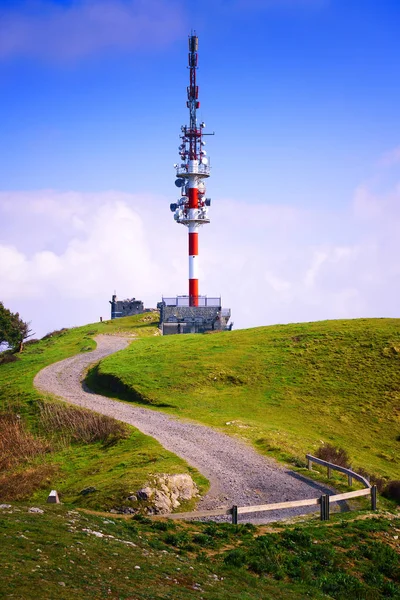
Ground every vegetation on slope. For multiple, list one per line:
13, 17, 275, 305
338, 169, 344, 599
1, 503, 399, 599
90, 318, 400, 482
0, 314, 207, 509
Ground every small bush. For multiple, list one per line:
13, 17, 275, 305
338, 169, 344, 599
131, 514, 151, 524
192, 533, 216, 548
38, 402, 128, 446
151, 520, 175, 532
281, 527, 312, 549
316, 443, 351, 468
319, 572, 366, 598
0, 464, 58, 500
382, 480, 400, 504
223, 548, 247, 568
41, 328, 68, 340
23, 338, 39, 346
0, 352, 19, 365
164, 531, 190, 548
356, 466, 387, 492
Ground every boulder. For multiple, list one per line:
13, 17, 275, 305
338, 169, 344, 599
137, 474, 198, 515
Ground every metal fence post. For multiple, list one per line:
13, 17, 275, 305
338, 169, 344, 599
348, 473, 353, 486
320, 495, 330, 521
325, 494, 330, 520
320, 495, 325, 520
371, 485, 377, 511
232, 505, 238, 525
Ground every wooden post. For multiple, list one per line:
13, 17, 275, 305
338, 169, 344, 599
348, 474, 353, 486
371, 485, 377, 511
327, 466, 331, 479
232, 505, 238, 525
307, 458, 312, 471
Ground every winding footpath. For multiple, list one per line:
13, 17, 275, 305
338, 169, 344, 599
34, 334, 334, 523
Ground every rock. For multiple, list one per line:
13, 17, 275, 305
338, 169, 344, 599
127, 495, 137, 502
79, 486, 97, 496
136, 474, 198, 515
0, 504, 12, 509
137, 487, 153, 501
28, 507, 44, 514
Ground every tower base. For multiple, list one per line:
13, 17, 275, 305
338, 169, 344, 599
157, 296, 232, 335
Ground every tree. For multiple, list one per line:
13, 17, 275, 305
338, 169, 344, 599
0, 302, 33, 352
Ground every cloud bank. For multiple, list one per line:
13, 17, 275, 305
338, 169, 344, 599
1, 155, 399, 337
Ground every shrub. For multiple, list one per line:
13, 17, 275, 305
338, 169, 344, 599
38, 402, 128, 446
281, 528, 312, 549
223, 548, 247, 568
41, 328, 68, 340
382, 480, 400, 505
0, 464, 58, 500
316, 443, 351, 468
152, 520, 176, 532
356, 466, 387, 492
0, 412, 51, 471
0, 352, 19, 365
164, 531, 190, 548
319, 572, 366, 599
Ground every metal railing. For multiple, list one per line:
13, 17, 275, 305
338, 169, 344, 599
162, 296, 221, 307
149, 454, 377, 524
176, 164, 210, 178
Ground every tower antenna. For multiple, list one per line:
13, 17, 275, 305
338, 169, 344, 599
170, 32, 212, 307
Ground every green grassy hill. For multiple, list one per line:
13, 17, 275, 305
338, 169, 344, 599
90, 318, 400, 481
1, 316, 399, 599
1, 503, 399, 599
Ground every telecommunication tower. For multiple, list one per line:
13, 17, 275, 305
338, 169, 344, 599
170, 33, 212, 307
159, 33, 231, 335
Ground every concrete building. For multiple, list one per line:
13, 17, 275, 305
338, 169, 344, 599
109, 294, 145, 319
157, 296, 232, 335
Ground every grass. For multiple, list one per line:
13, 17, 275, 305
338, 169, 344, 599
0, 314, 208, 509
89, 318, 400, 482
0, 503, 399, 599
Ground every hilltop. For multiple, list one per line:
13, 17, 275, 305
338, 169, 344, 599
90, 318, 400, 482
1, 315, 399, 599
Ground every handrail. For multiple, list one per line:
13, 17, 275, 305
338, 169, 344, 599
148, 455, 377, 524
305, 454, 371, 488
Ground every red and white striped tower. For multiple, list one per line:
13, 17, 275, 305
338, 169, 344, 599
170, 33, 212, 307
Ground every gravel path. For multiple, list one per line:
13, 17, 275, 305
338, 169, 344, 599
34, 334, 335, 523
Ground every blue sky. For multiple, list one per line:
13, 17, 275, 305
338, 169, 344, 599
1, 0, 399, 335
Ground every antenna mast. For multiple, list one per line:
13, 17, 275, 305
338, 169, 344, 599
170, 33, 212, 307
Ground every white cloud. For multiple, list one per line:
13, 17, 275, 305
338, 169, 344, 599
0, 0, 185, 61
0, 168, 399, 337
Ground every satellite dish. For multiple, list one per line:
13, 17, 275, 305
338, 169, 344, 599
175, 179, 184, 187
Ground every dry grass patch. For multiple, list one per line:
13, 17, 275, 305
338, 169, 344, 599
0, 412, 51, 471
0, 464, 58, 500
38, 401, 128, 446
